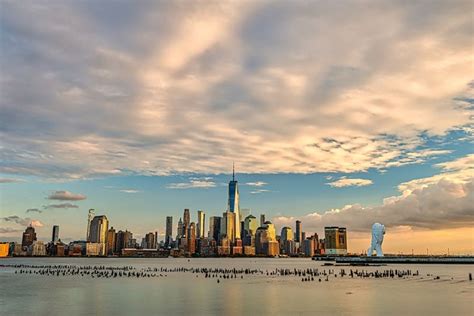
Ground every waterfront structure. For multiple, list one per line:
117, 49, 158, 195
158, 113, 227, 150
324, 226, 347, 255
86, 242, 102, 256
197, 210, 205, 239
165, 216, 173, 247
51, 241, 66, 257
31, 241, 46, 256
228, 164, 241, 239
0, 243, 9, 257
106, 227, 116, 255
368, 223, 385, 257
303, 237, 315, 257
51, 225, 59, 244
86, 209, 95, 242
21, 226, 36, 248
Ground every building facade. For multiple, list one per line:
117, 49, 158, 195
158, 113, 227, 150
324, 227, 347, 255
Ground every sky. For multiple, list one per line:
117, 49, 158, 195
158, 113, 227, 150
1, 0, 473, 254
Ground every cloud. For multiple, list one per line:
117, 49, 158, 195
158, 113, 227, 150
44, 203, 79, 209
0, 1, 472, 179
167, 177, 216, 189
0, 177, 25, 183
246, 181, 268, 187
26, 208, 43, 214
47, 190, 86, 201
119, 189, 140, 193
0, 227, 23, 234
250, 189, 270, 194
273, 154, 474, 233
327, 177, 373, 188
1, 215, 44, 227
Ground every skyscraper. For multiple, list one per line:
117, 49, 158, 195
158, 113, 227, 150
86, 209, 95, 242
144, 232, 157, 249
115, 230, 132, 254
281, 226, 295, 255
88, 215, 109, 256
177, 217, 183, 238
209, 216, 221, 242
260, 214, 266, 227
22, 226, 36, 248
51, 225, 59, 244
106, 227, 116, 256
165, 216, 173, 247
187, 222, 196, 254
228, 164, 241, 239
183, 209, 190, 238
295, 220, 302, 243
197, 210, 205, 239
221, 211, 235, 243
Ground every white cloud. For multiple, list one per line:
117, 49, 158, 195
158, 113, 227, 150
0, 2, 472, 179
47, 190, 86, 201
327, 177, 373, 188
250, 189, 270, 194
167, 177, 216, 189
119, 189, 140, 194
246, 181, 268, 187
273, 154, 474, 233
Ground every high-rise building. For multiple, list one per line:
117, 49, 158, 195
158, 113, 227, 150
177, 217, 183, 238
324, 227, 347, 255
187, 222, 196, 254
228, 164, 241, 239
22, 226, 36, 248
243, 215, 258, 246
88, 215, 109, 256
209, 216, 221, 242
263, 221, 276, 241
281, 226, 293, 242
115, 230, 133, 254
303, 237, 315, 257
165, 216, 173, 247
197, 210, 205, 239
86, 209, 95, 242
51, 225, 59, 244
221, 211, 236, 243
144, 232, 157, 249
260, 214, 266, 227
183, 209, 190, 235
106, 227, 116, 255
295, 220, 302, 243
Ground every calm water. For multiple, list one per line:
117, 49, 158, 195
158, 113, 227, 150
1, 257, 473, 316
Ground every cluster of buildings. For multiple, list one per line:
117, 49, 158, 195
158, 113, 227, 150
0, 166, 348, 258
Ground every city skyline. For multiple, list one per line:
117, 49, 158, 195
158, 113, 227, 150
1, 1, 473, 255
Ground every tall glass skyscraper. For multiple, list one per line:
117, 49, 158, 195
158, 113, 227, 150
227, 164, 240, 239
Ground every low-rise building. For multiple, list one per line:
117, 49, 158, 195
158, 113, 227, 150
31, 241, 46, 256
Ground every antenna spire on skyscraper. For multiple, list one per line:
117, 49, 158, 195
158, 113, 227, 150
232, 161, 235, 181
